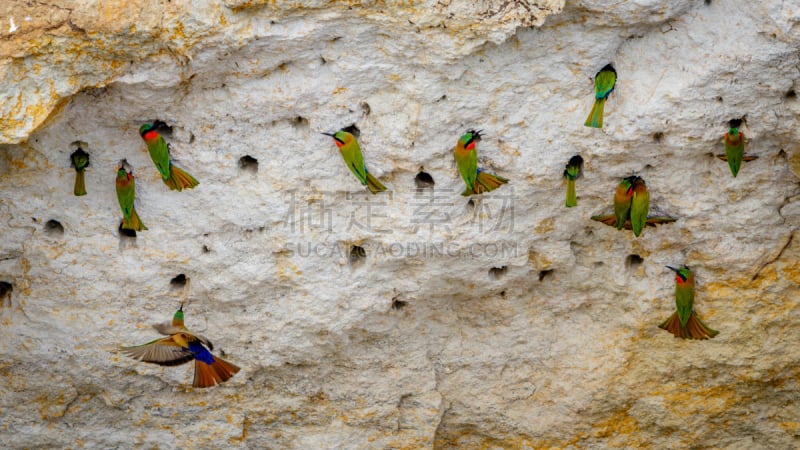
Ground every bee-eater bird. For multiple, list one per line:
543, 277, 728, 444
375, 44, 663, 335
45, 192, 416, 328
592, 175, 674, 236
629, 176, 649, 237
122, 304, 240, 388
322, 130, 387, 194
139, 123, 199, 191
584, 64, 617, 128
659, 266, 718, 340
70, 148, 90, 196
563, 155, 583, 207
115, 160, 147, 231
717, 119, 758, 177
454, 129, 508, 196
613, 176, 636, 231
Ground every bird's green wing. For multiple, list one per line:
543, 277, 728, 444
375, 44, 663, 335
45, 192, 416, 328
146, 138, 173, 180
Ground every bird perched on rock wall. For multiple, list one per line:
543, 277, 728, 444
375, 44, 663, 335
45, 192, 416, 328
454, 129, 509, 196
717, 118, 758, 177
115, 160, 147, 231
121, 304, 240, 388
563, 155, 583, 207
322, 129, 387, 194
70, 147, 90, 196
659, 265, 718, 340
591, 175, 675, 237
139, 123, 199, 191
585, 64, 617, 128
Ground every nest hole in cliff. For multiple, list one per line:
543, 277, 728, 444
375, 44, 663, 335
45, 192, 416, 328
785, 89, 796, 99
538, 269, 554, 282
391, 297, 408, 310
716, 96, 723, 103
626, 254, 644, 271
652, 132, 664, 143
44, 219, 64, 237
151, 120, 174, 137
118, 223, 137, 238
170, 274, 188, 289
341, 124, 360, 138
293, 116, 309, 129
0, 281, 11, 307
488, 266, 507, 280
238, 155, 259, 173
414, 170, 435, 190
350, 245, 367, 266
202, 245, 211, 253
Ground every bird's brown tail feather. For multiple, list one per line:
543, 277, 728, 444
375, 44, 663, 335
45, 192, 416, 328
470, 171, 509, 195
584, 98, 606, 128
659, 311, 718, 340
122, 207, 147, 231
193, 356, 240, 388
167, 165, 199, 191
365, 172, 387, 194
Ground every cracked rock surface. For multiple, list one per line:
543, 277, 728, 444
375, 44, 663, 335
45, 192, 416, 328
1, 0, 800, 448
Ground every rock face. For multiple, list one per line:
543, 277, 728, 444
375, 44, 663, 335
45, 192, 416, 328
1, 0, 799, 448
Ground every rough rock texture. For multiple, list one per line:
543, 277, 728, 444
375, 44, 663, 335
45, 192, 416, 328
1, 0, 800, 448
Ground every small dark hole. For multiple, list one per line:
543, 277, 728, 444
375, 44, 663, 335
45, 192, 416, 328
294, 116, 309, 127
488, 266, 507, 280
778, 149, 787, 158
320, 56, 327, 65
44, 219, 64, 236
538, 269, 554, 282
594, 261, 604, 268
239, 155, 259, 173
785, 89, 796, 99
716, 96, 723, 102
499, 290, 506, 297
704, 0, 711, 4
119, 222, 137, 238
0, 281, 11, 306
189, 133, 195, 144
170, 274, 187, 287
152, 120, 173, 137
467, 199, 475, 208
644, 164, 654, 170
626, 254, 644, 271
331, 36, 342, 42
728, 118, 743, 128
391, 298, 407, 310
437, 95, 447, 102
342, 124, 360, 138
414, 171, 435, 189
350, 245, 366, 265
360, 103, 371, 116
652, 132, 664, 143
202, 245, 211, 253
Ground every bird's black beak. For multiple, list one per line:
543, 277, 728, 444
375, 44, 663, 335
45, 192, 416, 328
666, 266, 680, 273
178, 303, 184, 312
321, 132, 335, 137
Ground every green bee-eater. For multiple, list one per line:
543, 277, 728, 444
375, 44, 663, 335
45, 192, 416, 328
70, 148, 90, 196
659, 266, 718, 340
322, 130, 387, 194
592, 175, 673, 236
115, 160, 147, 231
613, 176, 635, 231
454, 129, 508, 196
585, 64, 617, 128
716, 119, 758, 177
563, 155, 583, 207
122, 304, 241, 388
139, 123, 199, 191
629, 176, 649, 237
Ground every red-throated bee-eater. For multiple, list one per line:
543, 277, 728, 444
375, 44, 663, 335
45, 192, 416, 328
564, 155, 583, 207
322, 130, 387, 194
139, 123, 199, 191
70, 148, 90, 196
591, 175, 674, 236
454, 129, 508, 196
716, 119, 758, 177
659, 265, 718, 340
122, 304, 240, 388
584, 64, 617, 128
115, 160, 147, 231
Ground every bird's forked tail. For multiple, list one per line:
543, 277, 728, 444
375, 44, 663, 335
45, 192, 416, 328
122, 207, 148, 231
658, 311, 718, 340
74, 170, 87, 196
166, 164, 200, 192
193, 355, 241, 388
365, 171, 387, 194
584, 98, 606, 128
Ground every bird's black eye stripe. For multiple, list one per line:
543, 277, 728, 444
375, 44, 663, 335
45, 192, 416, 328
334, 137, 345, 145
